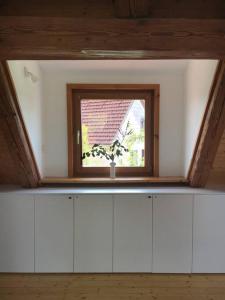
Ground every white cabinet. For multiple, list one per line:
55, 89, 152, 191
74, 195, 113, 272
0, 194, 34, 272
35, 195, 74, 272
193, 194, 225, 273
113, 194, 152, 272
153, 194, 193, 273
1, 190, 225, 274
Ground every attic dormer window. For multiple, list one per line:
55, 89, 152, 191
67, 84, 159, 177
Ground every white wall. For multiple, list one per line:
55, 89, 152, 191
8, 61, 44, 175
183, 60, 218, 176
40, 61, 186, 177
8, 60, 217, 178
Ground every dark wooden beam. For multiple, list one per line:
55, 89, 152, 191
188, 60, 225, 187
0, 118, 27, 186
0, 61, 40, 187
114, 0, 151, 18
0, 17, 224, 59
0, 0, 224, 19
114, 0, 131, 18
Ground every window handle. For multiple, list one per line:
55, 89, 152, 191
77, 130, 80, 145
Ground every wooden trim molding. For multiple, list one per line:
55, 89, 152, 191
0, 61, 40, 187
41, 176, 188, 186
188, 60, 225, 187
67, 84, 160, 91
67, 84, 159, 178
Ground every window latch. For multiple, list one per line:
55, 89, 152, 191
77, 130, 80, 145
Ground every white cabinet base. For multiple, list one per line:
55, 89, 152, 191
35, 195, 74, 273
193, 195, 225, 273
153, 194, 193, 273
0, 194, 34, 272
0, 191, 224, 274
74, 195, 113, 273
113, 194, 152, 272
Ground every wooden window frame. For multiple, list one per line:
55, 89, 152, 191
67, 84, 159, 178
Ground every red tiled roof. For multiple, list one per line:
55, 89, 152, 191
81, 99, 132, 145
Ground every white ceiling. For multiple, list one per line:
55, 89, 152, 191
38, 60, 190, 73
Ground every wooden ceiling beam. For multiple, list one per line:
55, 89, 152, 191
188, 60, 225, 187
114, 0, 151, 18
0, 62, 40, 187
0, 17, 224, 59
0, 0, 224, 19
114, 0, 131, 18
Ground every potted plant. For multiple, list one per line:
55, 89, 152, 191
82, 122, 132, 178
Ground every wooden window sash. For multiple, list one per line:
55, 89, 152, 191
67, 84, 159, 177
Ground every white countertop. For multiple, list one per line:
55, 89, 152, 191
0, 185, 224, 195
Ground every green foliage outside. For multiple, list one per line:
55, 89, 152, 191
82, 123, 144, 167
119, 128, 144, 167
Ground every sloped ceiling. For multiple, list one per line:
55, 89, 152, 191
0, 122, 24, 185
213, 130, 225, 171
0, 62, 40, 187
207, 130, 225, 187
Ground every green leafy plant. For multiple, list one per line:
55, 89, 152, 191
82, 122, 133, 164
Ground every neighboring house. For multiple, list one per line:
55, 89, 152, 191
117, 100, 145, 166
81, 99, 145, 166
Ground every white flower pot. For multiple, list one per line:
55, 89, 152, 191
110, 162, 116, 178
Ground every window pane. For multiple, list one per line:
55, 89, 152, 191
81, 99, 145, 167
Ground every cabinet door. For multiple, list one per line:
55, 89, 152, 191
35, 195, 74, 272
74, 195, 113, 272
193, 194, 225, 273
113, 194, 152, 272
153, 194, 193, 273
0, 194, 34, 272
